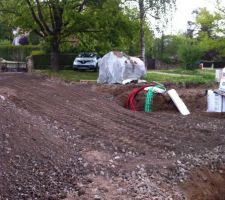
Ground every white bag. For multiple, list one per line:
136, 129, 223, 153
207, 90, 223, 112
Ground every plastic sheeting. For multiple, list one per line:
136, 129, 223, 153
97, 51, 146, 84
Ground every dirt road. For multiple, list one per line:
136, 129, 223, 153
1, 73, 225, 200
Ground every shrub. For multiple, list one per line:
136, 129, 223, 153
0, 45, 41, 61
31, 50, 45, 56
178, 39, 203, 70
0, 40, 11, 45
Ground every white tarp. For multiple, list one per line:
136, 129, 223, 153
97, 51, 146, 84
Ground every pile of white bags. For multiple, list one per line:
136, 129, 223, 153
97, 51, 146, 84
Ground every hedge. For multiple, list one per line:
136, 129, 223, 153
0, 44, 77, 69
0, 45, 41, 61
32, 54, 76, 69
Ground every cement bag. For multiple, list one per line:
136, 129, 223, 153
97, 51, 146, 84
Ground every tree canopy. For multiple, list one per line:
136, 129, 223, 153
1, 0, 225, 70
0, 0, 142, 70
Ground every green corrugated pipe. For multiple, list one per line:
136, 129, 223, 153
144, 87, 154, 112
144, 85, 166, 113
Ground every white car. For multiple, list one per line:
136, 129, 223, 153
73, 52, 99, 71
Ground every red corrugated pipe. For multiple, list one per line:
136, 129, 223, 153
125, 84, 156, 111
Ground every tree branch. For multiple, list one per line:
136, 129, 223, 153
35, 0, 53, 34
51, 2, 63, 34
78, 0, 88, 12
49, 4, 56, 31
0, 9, 22, 16
33, 29, 44, 38
25, 0, 48, 36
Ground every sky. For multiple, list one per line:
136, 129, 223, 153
169, 0, 218, 34
126, 0, 223, 35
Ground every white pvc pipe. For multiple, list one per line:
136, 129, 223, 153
168, 89, 190, 115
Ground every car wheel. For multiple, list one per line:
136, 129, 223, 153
94, 64, 99, 72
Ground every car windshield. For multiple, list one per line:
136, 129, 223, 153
78, 53, 96, 58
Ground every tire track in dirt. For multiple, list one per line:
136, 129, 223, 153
1, 73, 225, 156
1, 73, 225, 199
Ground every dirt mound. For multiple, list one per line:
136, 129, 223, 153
183, 167, 225, 200
0, 101, 89, 199
1, 73, 225, 199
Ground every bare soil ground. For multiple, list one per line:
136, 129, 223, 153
1, 73, 225, 200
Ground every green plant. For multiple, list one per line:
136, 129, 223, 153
31, 50, 45, 56
0, 39, 11, 45
0, 45, 41, 61
178, 39, 203, 70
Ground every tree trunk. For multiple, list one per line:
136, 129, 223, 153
50, 40, 60, 71
139, 0, 145, 64
160, 32, 164, 57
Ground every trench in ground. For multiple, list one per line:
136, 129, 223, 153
102, 84, 225, 117
102, 84, 225, 199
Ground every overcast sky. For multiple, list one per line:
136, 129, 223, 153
169, 0, 218, 34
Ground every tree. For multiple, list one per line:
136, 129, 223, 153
75, 1, 142, 56
0, 22, 11, 42
216, 0, 225, 35
123, 0, 176, 63
177, 37, 203, 70
186, 7, 225, 60
186, 8, 221, 39
153, 34, 184, 64
196, 8, 221, 39
0, 0, 118, 70
59, 1, 142, 57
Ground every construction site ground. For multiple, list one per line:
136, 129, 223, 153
1, 73, 225, 200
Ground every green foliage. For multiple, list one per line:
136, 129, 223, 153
0, 40, 11, 45
186, 7, 225, 60
124, 0, 176, 60
29, 31, 42, 45
59, 3, 144, 56
0, 45, 41, 61
177, 38, 203, 70
0, 0, 145, 59
1, 0, 132, 69
0, 0, 175, 69
31, 50, 45, 56
77, 2, 142, 56
0, 21, 12, 41
195, 8, 221, 38
153, 34, 185, 64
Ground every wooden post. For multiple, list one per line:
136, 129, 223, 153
26, 56, 34, 73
